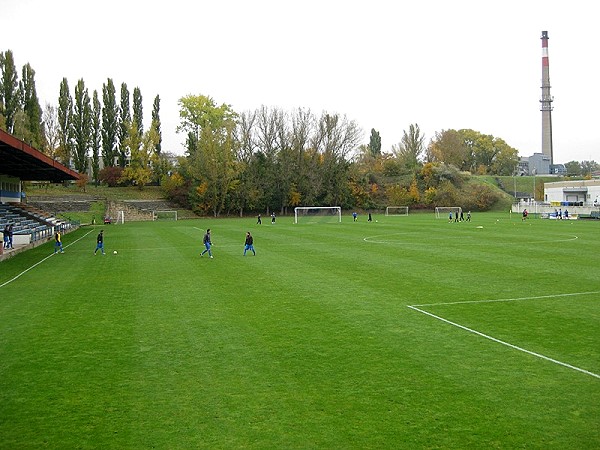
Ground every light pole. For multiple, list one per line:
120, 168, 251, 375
532, 168, 537, 202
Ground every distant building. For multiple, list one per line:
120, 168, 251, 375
518, 153, 565, 176
544, 180, 600, 206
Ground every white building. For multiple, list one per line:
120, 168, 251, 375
544, 180, 600, 207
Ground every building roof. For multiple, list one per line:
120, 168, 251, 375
544, 180, 600, 189
0, 129, 80, 182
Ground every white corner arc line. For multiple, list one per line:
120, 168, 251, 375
407, 305, 600, 380
0, 229, 94, 289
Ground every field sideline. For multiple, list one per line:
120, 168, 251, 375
0, 212, 598, 448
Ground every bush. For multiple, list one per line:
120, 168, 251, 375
99, 166, 124, 187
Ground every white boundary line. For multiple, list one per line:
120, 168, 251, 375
412, 290, 600, 307
408, 292, 600, 380
0, 229, 94, 289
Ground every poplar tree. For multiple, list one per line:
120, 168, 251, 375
91, 90, 101, 183
101, 78, 118, 167
152, 94, 162, 154
118, 82, 130, 167
57, 77, 73, 166
132, 86, 143, 136
19, 63, 43, 148
0, 50, 19, 133
72, 78, 92, 173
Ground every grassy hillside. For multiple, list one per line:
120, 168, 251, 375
25, 183, 167, 201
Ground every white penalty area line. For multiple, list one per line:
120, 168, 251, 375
407, 294, 600, 380
411, 290, 600, 307
0, 229, 94, 289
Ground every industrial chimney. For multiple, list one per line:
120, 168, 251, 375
540, 31, 554, 166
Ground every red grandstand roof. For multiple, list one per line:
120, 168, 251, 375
0, 128, 80, 182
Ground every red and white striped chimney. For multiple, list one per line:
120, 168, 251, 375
540, 31, 553, 166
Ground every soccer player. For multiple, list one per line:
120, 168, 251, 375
353, 212, 357, 222
201, 229, 213, 258
54, 231, 64, 254
271, 212, 276, 224
243, 231, 256, 256
257, 214, 262, 225
94, 230, 105, 255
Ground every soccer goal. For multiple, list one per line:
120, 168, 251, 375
435, 206, 462, 219
385, 206, 409, 216
153, 210, 178, 221
115, 210, 125, 224
294, 206, 342, 224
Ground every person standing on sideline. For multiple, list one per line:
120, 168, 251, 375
94, 230, 105, 255
201, 229, 213, 258
352, 212, 358, 222
448, 212, 453, 223
271, 212, 276, 224
54, 231, 64, 253
243, 231, 256, 256
257, 214, 262, 225
7, 223, 14, 248
368, 213, 372, 222
2, 224, 9, 249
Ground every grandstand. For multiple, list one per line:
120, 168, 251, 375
0, 128, 80, 260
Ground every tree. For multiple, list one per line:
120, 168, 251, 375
57, 77, 73, 166
392, 123, 425, 171
118, 82, 130, 167
311, 112, 362, 206
91, 90, 101, 184
19, 63, 43, 148
42, 103, 59, 158
102, 78, 119, 167
120, 122, 156, 189
152, 94, 162, 154
177, 94, 238, 216
72, 78, 92, 173
368, 128, 381, 157
580, 160, 600, 177
0, 50, 19, 133
132, 86, 143, 137
427, 129, 469, 170
1, 50, 20, 133
564, 160, 582, 176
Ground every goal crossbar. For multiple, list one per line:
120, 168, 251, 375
294, 206, 342, 224
435, 206, 462, 219
385, 206, 409, 216
153, 210, 178, 221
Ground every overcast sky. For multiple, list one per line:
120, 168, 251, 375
2, 0, 598, 163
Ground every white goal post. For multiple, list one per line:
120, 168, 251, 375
153, 210, 178, 221
385, 206, 409, 216
435, 207, 462, 219
294, 206, 342, 224
115, 210, 125, 224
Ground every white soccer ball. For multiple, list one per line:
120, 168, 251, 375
113, 250, 118, 255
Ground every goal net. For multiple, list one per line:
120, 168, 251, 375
435, 207, 462, 219
385, 206, 409, 216
294, 206, 342, 224
153, 210, 178, 221
115, 210, 125, 224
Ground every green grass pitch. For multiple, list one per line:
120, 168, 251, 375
1, 212, 598, 448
